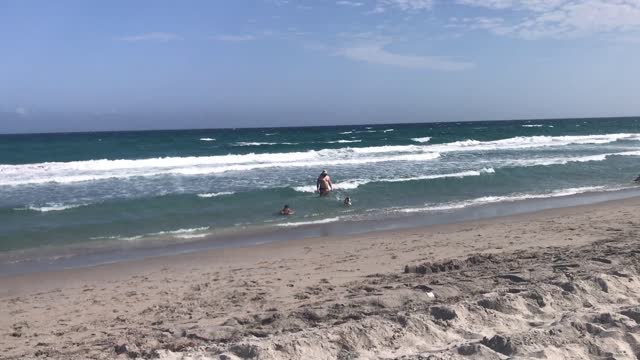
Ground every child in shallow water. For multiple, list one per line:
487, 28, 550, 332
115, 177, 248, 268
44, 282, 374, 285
280, 204, 294, 215
343, 197, 352, 206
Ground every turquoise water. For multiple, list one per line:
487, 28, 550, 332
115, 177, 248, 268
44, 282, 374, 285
1, 117, 640, 254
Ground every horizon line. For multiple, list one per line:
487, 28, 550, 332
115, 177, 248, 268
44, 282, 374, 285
0, 115, 638, 136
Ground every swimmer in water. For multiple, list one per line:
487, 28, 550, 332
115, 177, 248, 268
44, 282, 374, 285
280, 204, 294, 215
343, 196, 351, 206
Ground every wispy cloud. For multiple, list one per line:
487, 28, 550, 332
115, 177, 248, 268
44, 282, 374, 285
454, 0, 640, 39
371, 0, 434, 13
212, 34, 259, 42
337, 1, 364, 6
15, 107, 27, 116
119, 32, 182, 42
337, 42, 474, 71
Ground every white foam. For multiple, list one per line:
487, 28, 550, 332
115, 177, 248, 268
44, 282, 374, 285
0, 149, 441, 186
424, 133, 640, 153
502, 150, 640, 168
197, 192, 235, 198
411, 137, 432, 143
383, 129, 394, 133
522, 124, 544, 128
614, 150, 640, 157
292, 168, 494, 193
199, 138, 216, 141
339, 131, 353, 135
399, 186, 624, 213
325, 139, 362, 144
175, 233, 208, 239
93, 226, 211, 242
2, 133, 638, 186
503, 154, 609, 167
16, 203, 87, 212
233, 142, 298, 146
276, 217, 341, 227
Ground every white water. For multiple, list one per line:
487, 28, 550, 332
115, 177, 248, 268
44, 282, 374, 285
276, 216, 341, 227
325, 139, 362, 144
1, 133, 639, 186
197, 192, 236, 198
398, 186, 627, 213
292, 168, 495, 193
411, 137, 432, 143
15, 203, 88, 212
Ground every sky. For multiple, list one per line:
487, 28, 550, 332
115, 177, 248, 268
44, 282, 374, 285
1, 0, 640, 133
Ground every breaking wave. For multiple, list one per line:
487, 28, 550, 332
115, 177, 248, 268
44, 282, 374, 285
398, 186, 625, 213
197, 192, 236, 198
233, 142, 298, 146
325, 140, 362, 144
15, 203, 88, 212
411, 137, 431, 143
292, 168, 495, 193
276, 217, 341, 227
2, 133, 639, 187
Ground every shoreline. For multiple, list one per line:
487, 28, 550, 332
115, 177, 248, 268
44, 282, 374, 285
0, 195, 638, 296
2, 186, 640, 277
0, 196, 640, 297
3, 196, 640, 358
2, 196, 640, 358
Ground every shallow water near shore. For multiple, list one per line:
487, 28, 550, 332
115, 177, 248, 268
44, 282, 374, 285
1, 117, 640, 273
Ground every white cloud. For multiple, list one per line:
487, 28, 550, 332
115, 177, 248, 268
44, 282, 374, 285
455, 0, 640, 39
373, 0, 434, 13
337, 42, 474, 71
119, 32, 181, 42
456, 0, 565, 12
212, 34, 258, 41
15, 107, 27, 116
456, 0, 515, 10
337, 0, 364, 6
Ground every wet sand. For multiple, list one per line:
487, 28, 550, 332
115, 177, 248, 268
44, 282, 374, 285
2, 197, 640, 359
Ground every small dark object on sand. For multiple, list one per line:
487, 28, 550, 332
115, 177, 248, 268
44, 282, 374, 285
481, 335, 516, 356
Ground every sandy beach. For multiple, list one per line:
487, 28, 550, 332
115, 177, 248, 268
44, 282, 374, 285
2, 197, 640, 359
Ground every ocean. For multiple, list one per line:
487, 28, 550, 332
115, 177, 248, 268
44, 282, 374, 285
2, 117, 640, 273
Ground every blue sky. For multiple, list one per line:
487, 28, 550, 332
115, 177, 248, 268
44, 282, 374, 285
1, 0, 640, 132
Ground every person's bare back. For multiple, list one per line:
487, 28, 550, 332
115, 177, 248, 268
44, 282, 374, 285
316, 170, 333, 196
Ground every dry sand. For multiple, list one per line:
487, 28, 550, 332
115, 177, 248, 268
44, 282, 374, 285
2, 198, 640, 359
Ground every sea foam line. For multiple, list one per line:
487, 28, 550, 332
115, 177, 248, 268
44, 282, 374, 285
197, 191, 235, 198
398, 186, 628, 214
2, 133, 639, 186
292, 168, 495, 193
91, 226, 211, 241
233, 142, 298, 146
325, 139, 362, 144
411, 137, 431, 143
15, 203, 88, 212
276, 217, 341, 227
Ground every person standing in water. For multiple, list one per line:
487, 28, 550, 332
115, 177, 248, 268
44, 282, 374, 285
316, 169, 333, 196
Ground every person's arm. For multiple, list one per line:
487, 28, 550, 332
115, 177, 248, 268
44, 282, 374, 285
316, 177, 321, 191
